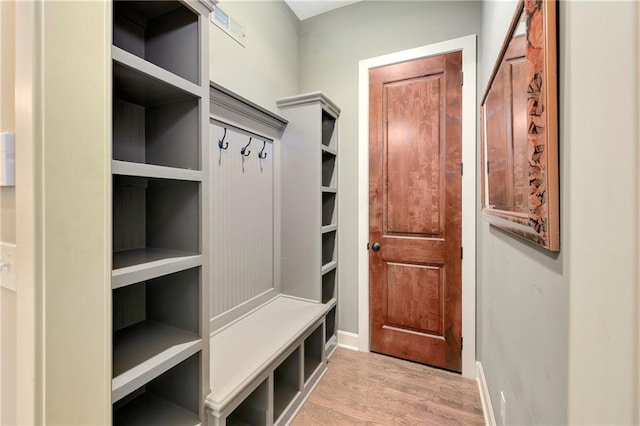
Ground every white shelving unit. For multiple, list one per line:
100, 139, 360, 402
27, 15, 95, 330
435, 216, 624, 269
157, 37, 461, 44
277, 93, 341, 357
110, 1, 213, 424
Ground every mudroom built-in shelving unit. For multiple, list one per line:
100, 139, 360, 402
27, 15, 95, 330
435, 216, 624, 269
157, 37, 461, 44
206, 84, 335, 426
277, 93, 341, 357
110, 0, 214, 424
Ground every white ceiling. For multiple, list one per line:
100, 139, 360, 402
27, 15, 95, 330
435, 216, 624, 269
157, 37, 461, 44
284, 0, 362, 21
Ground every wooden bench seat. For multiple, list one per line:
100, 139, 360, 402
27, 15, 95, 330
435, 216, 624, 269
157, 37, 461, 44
206, 295, 333, 425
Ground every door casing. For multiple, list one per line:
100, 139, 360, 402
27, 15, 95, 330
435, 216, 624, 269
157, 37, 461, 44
357, 35, 477, 378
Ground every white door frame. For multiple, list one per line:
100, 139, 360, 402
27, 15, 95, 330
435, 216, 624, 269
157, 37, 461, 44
357, 34, 477, 378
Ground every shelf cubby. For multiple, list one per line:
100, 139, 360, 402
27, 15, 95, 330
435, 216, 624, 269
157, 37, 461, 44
227, 380, 269, 426
112, 62, 200, 170
322, 192, 337, 227
321, 110, 337, 149
325, 306, 336, 343
273, 349, 302, 423
113, 0, 199, 84
321, 268, 336, 304
112, 268, 201, 402
113, 176, 200, 270
303, 326, 323, 383
321, 151, 336, 187
113, 352, 201, 426
321, 231, 337, 266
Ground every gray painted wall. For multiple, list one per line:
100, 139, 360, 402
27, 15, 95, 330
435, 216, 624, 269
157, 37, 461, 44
478, 2, 569, 425
209, 1, 300, 113
563, 1, 638, 423
479, 1, 638, 424
299, 0, 483, 334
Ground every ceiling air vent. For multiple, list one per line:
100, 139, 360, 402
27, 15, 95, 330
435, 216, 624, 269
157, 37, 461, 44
212, 6, 246, 47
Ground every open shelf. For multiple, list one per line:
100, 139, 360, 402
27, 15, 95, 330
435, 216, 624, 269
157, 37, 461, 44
113, 353, 201, 425
112, 63, 200, 170
322, 231, 337, 266
321, 260, 337, 276
227, 380, 268, 426
112, 322, 200, 402
321, 151, 337, 187
321, 224, 338, 234
112, 250, 201, 290
113, 176, 200, 271
113, 160, 203, 182
321, 145, 337, 156
273, 349, 301, 423
303, 326, 323, 383
321, 110, 337, 149
112, 268, 201, 402
113, 391, 199, 426
325, 306, 336, 344
321, 268, 336, 304
113, 0, 199, 84
113, 248, 199, 271
322, 192, 337, 227
113, 267, 200, 334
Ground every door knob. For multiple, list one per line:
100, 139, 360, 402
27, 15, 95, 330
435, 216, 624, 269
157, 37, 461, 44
371, 242, 381, 252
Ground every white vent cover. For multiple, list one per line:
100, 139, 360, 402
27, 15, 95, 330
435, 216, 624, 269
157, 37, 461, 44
212, 6, 246, 47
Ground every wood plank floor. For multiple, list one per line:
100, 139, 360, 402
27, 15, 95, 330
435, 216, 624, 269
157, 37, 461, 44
292, 348, 484, 425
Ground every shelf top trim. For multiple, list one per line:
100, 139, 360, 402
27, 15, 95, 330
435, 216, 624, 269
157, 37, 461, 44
276, 92, 341, 118
199, 0, 217, 12
210, 82, 288, 139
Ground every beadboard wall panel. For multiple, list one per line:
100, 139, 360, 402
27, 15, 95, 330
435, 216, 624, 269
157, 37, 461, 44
211, 123, 275, 318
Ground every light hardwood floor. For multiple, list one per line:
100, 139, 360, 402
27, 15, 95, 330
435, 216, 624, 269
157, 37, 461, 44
293, 348, 484, 425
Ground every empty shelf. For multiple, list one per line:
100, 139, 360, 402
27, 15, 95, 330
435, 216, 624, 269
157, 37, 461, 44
303, 326, 323, 384
321, 261, 337, 275
113, 391, 200, 426
112, 249, 201, 289
273, 382, 299, 423
112, 160, 203, 181
321, 186, 337, 193
321, 224, 337, 234
320, 145, 337, 156
112, 320, 201, 402
112, 46, 201, 99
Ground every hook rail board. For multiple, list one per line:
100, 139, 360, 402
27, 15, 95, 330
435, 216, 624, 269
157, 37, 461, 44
209, 83, 287, 331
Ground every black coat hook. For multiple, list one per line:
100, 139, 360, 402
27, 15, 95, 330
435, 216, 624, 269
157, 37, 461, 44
241, 137, 252, 157
218, 128, 228, 150
258, 141, 267, 159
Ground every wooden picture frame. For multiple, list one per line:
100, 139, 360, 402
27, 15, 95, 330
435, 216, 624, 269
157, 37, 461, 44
480, 0, 559, 251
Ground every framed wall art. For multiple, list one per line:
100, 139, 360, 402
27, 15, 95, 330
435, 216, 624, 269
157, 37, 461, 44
480, 0, 559, 251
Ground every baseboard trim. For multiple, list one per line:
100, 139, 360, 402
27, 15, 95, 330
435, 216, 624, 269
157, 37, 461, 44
337, 330, 359, 351
476, 361, 496, 426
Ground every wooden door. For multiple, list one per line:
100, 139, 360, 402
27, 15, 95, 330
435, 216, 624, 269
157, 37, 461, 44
369, 51, 463, 372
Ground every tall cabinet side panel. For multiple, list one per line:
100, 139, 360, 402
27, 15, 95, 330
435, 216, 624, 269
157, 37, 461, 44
197, 4, 212, 420
280, 104, 322, 301
41, 1, 112, 424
